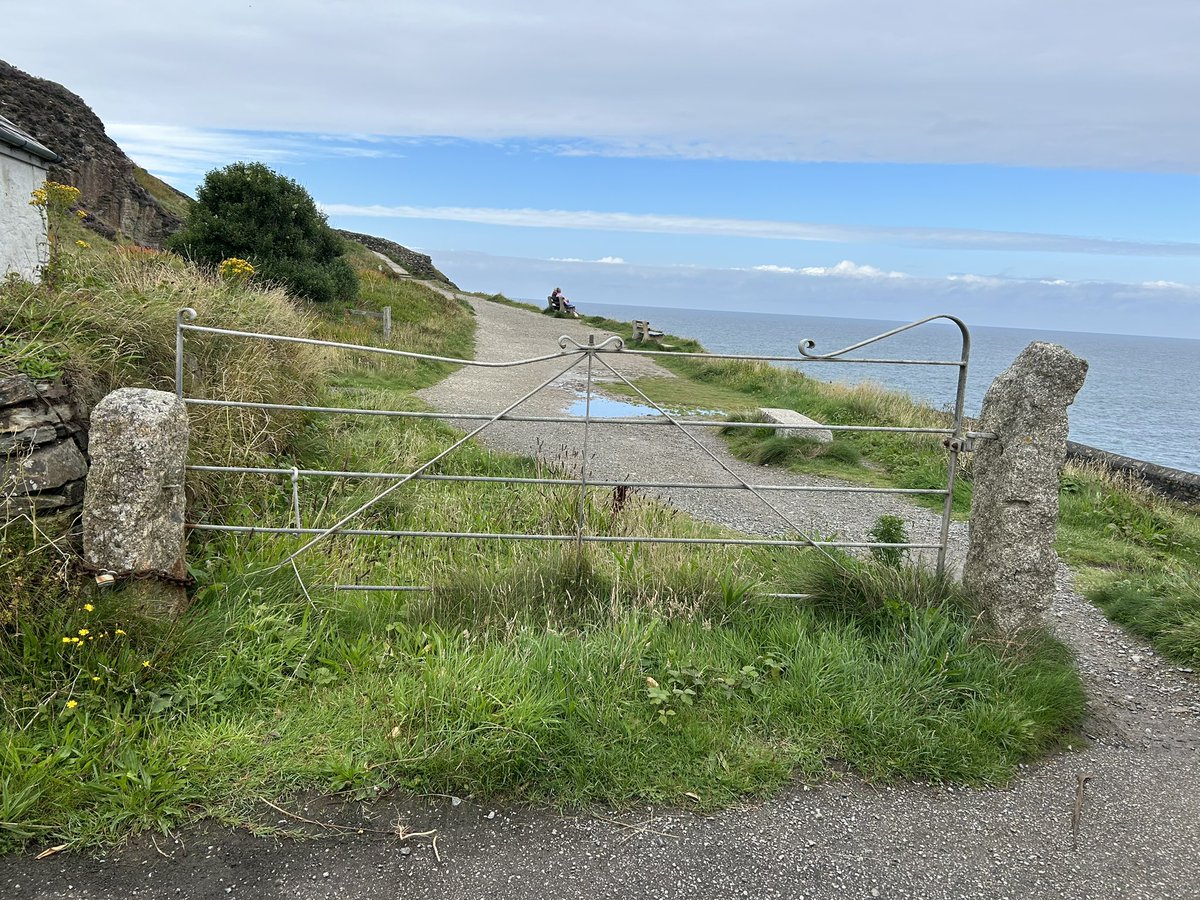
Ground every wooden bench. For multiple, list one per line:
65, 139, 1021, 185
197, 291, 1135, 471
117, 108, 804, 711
632, 320, 665, 344
758, 407, 833, 443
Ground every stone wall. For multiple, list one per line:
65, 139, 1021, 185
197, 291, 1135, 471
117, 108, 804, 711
1, 374, 89, 514
336, 230, 458, 286
1067, 441, 1200, 505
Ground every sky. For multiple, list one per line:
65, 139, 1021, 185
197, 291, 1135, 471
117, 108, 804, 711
5, 0, 1200, 337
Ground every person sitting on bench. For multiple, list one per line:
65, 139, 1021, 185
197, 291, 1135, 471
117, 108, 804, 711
549, 287, 576, 313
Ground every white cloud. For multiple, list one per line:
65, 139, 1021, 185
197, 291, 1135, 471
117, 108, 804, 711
549, 255, 627, 264
105, 123, 395, 180
433, 249, 1200, 339
797, 261, 909, 279
322, 202, 1200, 257
7, 1, 1200, 172
947, 273, 1004, 286
752, 261, 907, 278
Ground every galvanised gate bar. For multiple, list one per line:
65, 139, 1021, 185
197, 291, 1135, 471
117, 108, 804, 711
176, 307, 995, 593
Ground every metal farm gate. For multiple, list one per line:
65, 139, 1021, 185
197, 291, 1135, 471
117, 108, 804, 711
176, 307, 991, 591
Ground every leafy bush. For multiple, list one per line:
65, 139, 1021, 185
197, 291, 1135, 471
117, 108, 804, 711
169, 162, 358, 303
868, 514, 910, 568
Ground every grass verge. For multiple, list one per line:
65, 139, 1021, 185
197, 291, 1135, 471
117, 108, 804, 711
1057, 463, 1200, 665
603, 332, 1200, 666
3, 233, 1085, 849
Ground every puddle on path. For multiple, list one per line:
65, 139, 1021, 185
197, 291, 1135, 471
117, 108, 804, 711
569, 393, 661, 418
567, 391, 726, 418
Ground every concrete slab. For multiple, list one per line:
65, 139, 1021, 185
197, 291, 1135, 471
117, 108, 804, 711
758, 407, 833, 443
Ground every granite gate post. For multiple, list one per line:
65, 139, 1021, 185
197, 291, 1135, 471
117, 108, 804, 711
963, 342, 1088, 632
83, 388, 189, 617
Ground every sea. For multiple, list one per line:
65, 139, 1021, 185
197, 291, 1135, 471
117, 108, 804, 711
580, 302, 1200, 475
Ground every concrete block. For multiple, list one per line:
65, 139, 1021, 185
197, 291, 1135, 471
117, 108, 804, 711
758, 408, 833, 443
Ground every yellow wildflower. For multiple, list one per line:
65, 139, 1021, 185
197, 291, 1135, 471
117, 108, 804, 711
218, 257, 255, 281
78, 629, 89, 637
115, 628, 126, 636
142, 660, 151, 668
92, 676, 101, 683
75, 239, 90, 249
83, 603, 95, 612
62, 636, 73, 643
66, 700, 78, 709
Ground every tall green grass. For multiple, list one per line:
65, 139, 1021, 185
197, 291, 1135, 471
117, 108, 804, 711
1, 236, 1086, 850
1, 510, 1084, 848
624, 343, 1200, 666
1057, 462, 1200, 664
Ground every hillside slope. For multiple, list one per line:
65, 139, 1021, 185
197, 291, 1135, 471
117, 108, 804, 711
0, 59, 184, 247
336, 229, 457, 286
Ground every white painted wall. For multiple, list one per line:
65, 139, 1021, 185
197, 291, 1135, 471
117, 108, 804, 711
0, 147, 50, 282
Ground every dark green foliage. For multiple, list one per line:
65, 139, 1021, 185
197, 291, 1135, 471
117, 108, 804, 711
820, 439, 861, 465
868, 514, 910, 568
169, 162, 358, 303
795, 550, 968, 629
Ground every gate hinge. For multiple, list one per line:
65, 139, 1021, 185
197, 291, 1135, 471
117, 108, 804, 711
943, 435, 976, 453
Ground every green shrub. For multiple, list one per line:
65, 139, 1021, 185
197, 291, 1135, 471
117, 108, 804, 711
820, 439, 861, 465
796, 550, 968, 629
169, 162, 358, 303
868, 515, 910, 568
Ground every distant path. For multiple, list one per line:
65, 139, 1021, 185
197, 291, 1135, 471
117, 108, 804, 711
417, 293, 960, 556
369, 250, 409, 276
6, 293, 1198, 900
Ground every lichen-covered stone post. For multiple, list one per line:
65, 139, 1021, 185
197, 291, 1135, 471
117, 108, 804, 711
83, 388, 189, 618
964, 342, 1087, 632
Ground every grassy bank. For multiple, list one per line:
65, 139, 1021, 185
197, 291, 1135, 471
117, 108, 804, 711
1057, 464, 1200, 665
568, 310, 1200, 667
0, 247, 1089, 849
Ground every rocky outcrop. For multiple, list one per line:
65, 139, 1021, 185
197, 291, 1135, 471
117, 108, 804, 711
0, 59, 185, 247
337, 230, 457, 286
1, 374, 89, 514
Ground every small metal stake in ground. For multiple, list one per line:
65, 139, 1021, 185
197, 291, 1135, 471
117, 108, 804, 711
1071, 772, 1093, 850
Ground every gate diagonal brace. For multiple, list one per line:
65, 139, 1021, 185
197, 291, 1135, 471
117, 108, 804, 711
592, 353, 843, 567
263, 352, 589, 574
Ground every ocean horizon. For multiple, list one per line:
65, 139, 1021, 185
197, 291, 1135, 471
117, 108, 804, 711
564, 300, 1200, 475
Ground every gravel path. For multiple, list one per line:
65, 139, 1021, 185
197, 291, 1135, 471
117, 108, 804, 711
5, 294, 1198, 900
418, 296, 958, 562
